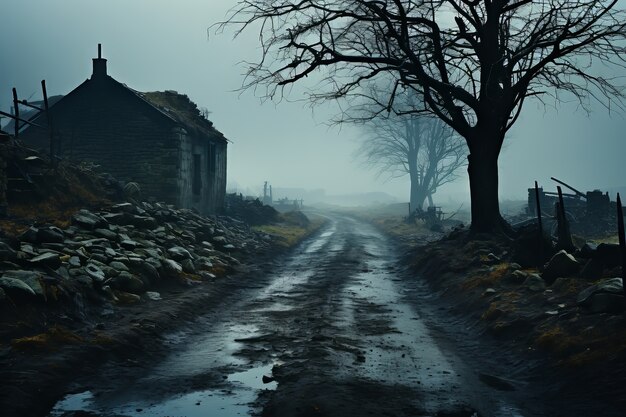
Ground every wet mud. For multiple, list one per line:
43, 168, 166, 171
47, 214, 560, 417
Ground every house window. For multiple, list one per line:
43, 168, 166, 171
192, 154, 201, 195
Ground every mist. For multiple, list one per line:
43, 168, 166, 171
2, 0, 626, 207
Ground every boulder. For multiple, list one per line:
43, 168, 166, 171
523, 273, 546, 292
94, 228, 118, 240
1, 270, 45, 298
181, 258, 196, 274
163, 259, 183, 275
120, 239, 139, 250
580, 258, 604, 281
0, 242, 17, 262
72, 209, 107, 229
130, 215, 158, 229
85, 263, 106, 283
578, 242, 598, 259
594, 243, 622, 268
542, 250, 580, 283
18, 227, 39, 243
109, 261, 130, 272
0, 277, 36, 297
577, 278, 624, 314
167, 246, 192, 261
144, 291, 161, 301
29, 252, 61, 269
109, 271, 144, 294
504, 269, 528, 285
130, 262, 160, 284
37, 226, 65, 243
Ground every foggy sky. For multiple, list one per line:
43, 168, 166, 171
2, 0, 626, 205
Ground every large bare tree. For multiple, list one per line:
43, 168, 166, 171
358, 114, 465, 212
221, 0, 626, 233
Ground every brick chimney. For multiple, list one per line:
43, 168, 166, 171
92, 44, 107, 79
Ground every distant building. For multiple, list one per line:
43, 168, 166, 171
21, 46, 227, 214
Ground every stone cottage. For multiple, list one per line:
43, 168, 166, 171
21, 46, 227, 214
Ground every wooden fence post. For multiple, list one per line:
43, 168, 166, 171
617, 193, 626, 304
535, 181, 543, 263
41, 80, 56, 167
12, 88, 19, 138
556, 186, 575, 252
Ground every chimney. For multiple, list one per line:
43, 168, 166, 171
92, 44, 107, 79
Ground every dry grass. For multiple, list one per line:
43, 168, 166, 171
254, 215, 326, 248
11, 326, 84, 351
462, 263, 511, 290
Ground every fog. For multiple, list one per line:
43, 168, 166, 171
2, 0, 626, 206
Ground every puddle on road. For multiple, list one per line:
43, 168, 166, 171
50, 363, 277, 417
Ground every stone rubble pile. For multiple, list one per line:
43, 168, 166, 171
0, 201, 274, 306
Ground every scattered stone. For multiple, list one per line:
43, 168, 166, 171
163, 259, 183, 275
504, 270, 528, 285
523, 273, 546, 292
181, 259, 196, 274
580, 258, 604, 280
109, 261, 130, 272
0, 277, 36, 297
483, 288, 497, 296
0, 242, 17, 262
120, 239, 139, 250
2, 270, 45, 298
29, 252, 61, 268
262, 375, 275, 384
115, 291, 141, 304
542, 250, 580, 283
578, 242, 598, 259
18, 227, 39, 243
110, 271, 144, 294
72, 209, 107, 229
594, 243, 622, 268
144, 291, 161, 301
577, 278, 624, 314
167, 246, 192, 261
94, 228, 118, 240
85, 263, 106, 283
37, 226, 65, 243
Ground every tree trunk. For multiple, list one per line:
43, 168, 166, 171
467, 142, 508, 234
409, 171, 426, 212
427, 193, 434, 208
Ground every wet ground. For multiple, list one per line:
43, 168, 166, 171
50, 214, 541, 417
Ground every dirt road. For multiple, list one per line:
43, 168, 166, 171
49, 214, 553, 417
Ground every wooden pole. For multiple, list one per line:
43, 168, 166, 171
41, 80, 54, 165
12, 88, 19, 138
535, 181, 543, 263
557, 186, 575, 252
617, 193, 626, 303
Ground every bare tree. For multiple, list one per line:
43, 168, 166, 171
358, 113, 465, 212
220, 0, 626, 234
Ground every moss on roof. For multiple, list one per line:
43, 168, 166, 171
140, 91, 226, 143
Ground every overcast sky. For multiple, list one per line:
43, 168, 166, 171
2, 0, 626, 204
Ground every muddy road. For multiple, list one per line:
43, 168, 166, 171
50, 214, 550, 417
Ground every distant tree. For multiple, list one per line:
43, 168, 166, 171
358, 113, 465, 213
221, 0, 626, 234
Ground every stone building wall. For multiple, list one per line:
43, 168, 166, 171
20, 78, 227, 213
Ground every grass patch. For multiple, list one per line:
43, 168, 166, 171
11, 326, 84, 351
253, 213, 326, 248
462, 263, 511, 290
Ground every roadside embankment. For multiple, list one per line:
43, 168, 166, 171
368, 212, 626, 416
0, 198, 324, 416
